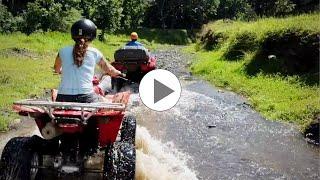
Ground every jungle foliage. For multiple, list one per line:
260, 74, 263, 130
0, 0, 318, 34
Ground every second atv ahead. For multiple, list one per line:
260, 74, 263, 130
111, 46, 156, 91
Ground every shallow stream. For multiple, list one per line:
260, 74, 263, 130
0, 47, 318, 179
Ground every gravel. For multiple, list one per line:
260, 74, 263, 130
152, 46, 192, 78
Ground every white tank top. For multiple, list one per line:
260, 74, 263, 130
58, 46, 103, 95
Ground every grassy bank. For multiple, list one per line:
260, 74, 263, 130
191, 14, 320, 130
0, 32, 121, 131
0, 29, 190, 131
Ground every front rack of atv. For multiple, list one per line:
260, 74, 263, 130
14, 99, 126, 122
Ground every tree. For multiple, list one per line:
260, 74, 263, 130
291, 0, 319, 13
185, 0, 220, 29
22, 0, 82, 34
93, 0, 123, 41
55, 0, 81, 11
273, 0, 296, 16
78, 0, 96, 19
248, 0, 296, 17
1, 0, 33, 15
217, 0, 256, 20
0, 3, 17, 33
121, 0, 147, 31
145, 0, 219, 29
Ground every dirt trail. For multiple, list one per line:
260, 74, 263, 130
0, 118, 39, 154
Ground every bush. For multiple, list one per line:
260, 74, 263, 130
217, 0, 257, 20
224, 32, 258, 60
137, 28, 190, 45
199, 30, 225, 50
273, 0, 296, 16
0, 4, 17, 33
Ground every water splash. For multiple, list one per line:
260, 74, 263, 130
135, 126, 198, 180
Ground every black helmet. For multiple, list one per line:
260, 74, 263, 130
71, 19, 97, 41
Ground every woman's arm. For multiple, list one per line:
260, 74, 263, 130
98, 58, 121, 77
54, 54, 62, 74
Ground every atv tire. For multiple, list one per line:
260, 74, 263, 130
121, 115, 136, 144
103, 142, 135, 180
0, 136, 42, 180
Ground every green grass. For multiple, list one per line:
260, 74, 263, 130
199, 14, 319, 63
0, 56, 60, 130
0, 29, 190, 131
191, 13, 320, 131
201, 13, 320, 40
0, 32, 161, 59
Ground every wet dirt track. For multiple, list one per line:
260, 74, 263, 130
0, 46, 319, 180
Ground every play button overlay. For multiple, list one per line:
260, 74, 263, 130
139, 69, 181, 111
154, 79, 174, 103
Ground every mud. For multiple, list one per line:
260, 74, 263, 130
304, 119, 320, 146
0, 117, 39, 154
0, 48, 42, 59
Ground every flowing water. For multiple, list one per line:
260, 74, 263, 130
127, 79, 320, 179
0, 47, 319, 179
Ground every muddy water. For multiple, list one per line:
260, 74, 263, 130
130, 47, 319, 179
129, 79, 320, 179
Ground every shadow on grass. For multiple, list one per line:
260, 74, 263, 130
223, 32, 258, 61
199, 30, 226, 51
244, 51, 319, 86
242, 30, 319, 86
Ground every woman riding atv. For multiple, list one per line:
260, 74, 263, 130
54, 19, 122, 103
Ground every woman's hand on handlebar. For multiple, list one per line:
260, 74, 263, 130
109, 70, 123, 77
119, 73, 126, 78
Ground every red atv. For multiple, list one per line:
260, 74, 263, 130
0, 79, 136, 179
111, 46, 156, 91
